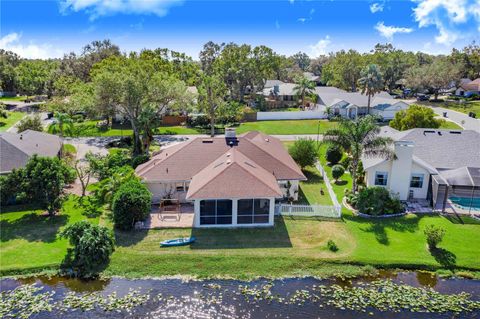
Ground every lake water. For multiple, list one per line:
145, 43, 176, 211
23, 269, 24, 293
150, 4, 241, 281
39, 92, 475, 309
1, 271, 479, 318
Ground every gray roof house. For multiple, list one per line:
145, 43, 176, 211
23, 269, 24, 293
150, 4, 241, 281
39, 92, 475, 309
362, 127, 480, 214
316, 89, 407, 120
0, 130, 63, 174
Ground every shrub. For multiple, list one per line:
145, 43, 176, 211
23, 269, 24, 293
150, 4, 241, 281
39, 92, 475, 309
331, 164, 345, 182
327, 240, 339, 252
20, 155, 75, 215
289, 138, 317, 169
424, 225, 446, 250
356, 186, 404, 216
390, 104, 442, 131
60, 221, 115, 278
16, 114, 43, 133
112, 179, 152, 230
325, 145, 342, 165
131, 154, 150, 169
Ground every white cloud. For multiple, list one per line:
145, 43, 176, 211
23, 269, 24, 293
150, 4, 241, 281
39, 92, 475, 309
289, 0, 295, 4
370, 2, 384, 13
60, 0, 183, 20
374, 22, 413, 40
0, 33, 64, 59
275, 20, 280, 29
309, 36, 331, 57
412, 0, 480, 45
298, 18, 307, 23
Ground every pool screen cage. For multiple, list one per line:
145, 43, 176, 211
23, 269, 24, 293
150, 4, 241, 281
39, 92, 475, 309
432, 167, 480, 214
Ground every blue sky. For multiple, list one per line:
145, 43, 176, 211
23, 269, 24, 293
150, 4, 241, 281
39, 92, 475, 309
1, 0, 479, 59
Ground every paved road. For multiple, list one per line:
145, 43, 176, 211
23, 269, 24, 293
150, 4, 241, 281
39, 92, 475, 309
64, 134, 319, 159
402, 99, 480, 132
429, 107, 480, 132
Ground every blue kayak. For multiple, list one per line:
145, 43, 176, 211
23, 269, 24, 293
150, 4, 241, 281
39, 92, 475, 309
160, 237, 196, 247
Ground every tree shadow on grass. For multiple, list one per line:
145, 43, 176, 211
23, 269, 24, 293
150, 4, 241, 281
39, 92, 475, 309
73, 196, 103, 218
190, 216, 292, 249
343, 213, 424, 246
114, 229, 149, 247
333, 180, 348, 186
0, 210, 68, 243
430, 247, 457, 269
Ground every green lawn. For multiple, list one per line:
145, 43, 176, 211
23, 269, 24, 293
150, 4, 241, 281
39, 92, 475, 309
0, 96, 29, 102
439, 120, 463, 130
235, 120, 337, 135
422, 100, 480, 116
50, 119, 336, 137
0, 196, 101, 275
297, 166, 333, 205
0, 111, 25, 132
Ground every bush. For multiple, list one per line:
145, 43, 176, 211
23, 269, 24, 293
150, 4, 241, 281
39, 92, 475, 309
187, 114, 210, 128
424, 225, 446, 250
331, 164, 345, 181
289, 138, 317, 169
325, 145, 342, 164
16, 114, 43, 133
112, 179, 152, 230
390, 104, 442, 131
327, 240, 339, 252
60, 221, 115, 278
131, 154, 150, 169
356, 186, 404, 216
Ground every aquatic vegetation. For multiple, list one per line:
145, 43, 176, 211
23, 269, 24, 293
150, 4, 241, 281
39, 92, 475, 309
319, 280, 480, 313
0, 285, 54, 319
1, 279, 479, 318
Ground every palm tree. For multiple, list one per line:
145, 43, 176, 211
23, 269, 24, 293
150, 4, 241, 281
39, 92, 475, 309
323, 116, 394, 193
293, 75, 316, 107
52, 112, 74, 137
357, 64, 384, 115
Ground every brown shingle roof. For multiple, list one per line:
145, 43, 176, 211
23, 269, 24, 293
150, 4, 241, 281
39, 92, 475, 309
135, 132, 306, 182
186, 148, 283, 200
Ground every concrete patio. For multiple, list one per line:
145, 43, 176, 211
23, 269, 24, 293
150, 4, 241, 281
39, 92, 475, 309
139, 204, 195, 229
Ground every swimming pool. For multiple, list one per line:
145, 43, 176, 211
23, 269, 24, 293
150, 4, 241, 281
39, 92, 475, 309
449, 196, 480, 211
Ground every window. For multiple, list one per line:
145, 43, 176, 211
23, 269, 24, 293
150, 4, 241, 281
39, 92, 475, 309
374, 172, 388, 186
200, 200, 232, 225
410, 174, 424, 188
237, 199, 270, 224
176, 182, 185, 192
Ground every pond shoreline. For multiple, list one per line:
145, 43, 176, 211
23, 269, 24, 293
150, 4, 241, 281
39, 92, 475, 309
2, 264, 480, 282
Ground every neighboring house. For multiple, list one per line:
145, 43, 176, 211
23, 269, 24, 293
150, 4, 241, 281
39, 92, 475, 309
303, 72, 322, 86
135, 129, 306, 228
316, 88, 408, 120
261, 83, 298, 108
264, 80, 285, 89
456, 78, 479, 96
362, 127, 480, 211
0, 130, 63, 174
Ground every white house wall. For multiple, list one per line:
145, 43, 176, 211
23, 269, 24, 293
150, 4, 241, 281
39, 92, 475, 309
145, 181, 188, 203
365, 159, 431, 201
365, 160, 392, 188
408, 163, 430, 199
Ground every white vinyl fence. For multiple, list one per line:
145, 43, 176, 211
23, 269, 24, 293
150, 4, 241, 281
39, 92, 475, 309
257, 110, 327, 121
275, 203, 341, 218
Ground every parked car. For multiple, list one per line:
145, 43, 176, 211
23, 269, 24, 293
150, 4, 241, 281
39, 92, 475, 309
416, 94, 430, 101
